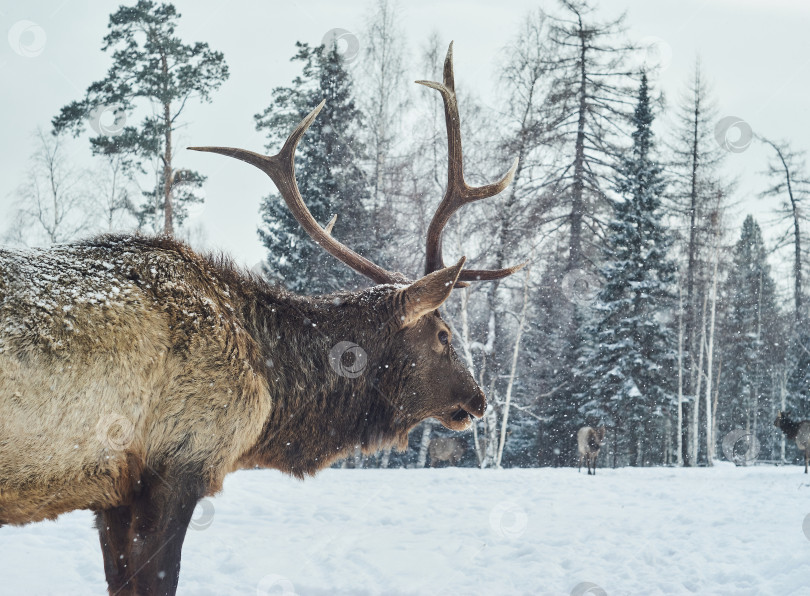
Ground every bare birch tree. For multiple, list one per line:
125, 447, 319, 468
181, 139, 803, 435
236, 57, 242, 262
5, 129, 94, 246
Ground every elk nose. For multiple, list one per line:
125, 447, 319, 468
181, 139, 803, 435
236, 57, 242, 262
465, 387, 487, 418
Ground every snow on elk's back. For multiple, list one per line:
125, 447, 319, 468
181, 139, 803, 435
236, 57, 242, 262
0, 235, 238, 354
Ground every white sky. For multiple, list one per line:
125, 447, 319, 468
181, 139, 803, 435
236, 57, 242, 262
1, 0, 809, 285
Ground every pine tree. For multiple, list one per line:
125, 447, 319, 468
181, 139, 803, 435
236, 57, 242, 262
575, 74, 676, 465
52, 1, 229, 235
255, 42, 373, 294
717, 216, 779, 442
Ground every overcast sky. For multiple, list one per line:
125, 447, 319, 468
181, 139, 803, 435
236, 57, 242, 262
1, 0, 809, 285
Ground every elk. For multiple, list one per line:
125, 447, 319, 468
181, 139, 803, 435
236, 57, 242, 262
774, 411, 810, 473
427, 436, 468, 467
0, 44, 523, 595
577, 426, 606, 475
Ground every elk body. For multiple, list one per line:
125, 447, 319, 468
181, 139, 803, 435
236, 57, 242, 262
774, 411, 810, 473
577, 426, 606, 475
427, 436, 467, 467
0, 44, 523, 595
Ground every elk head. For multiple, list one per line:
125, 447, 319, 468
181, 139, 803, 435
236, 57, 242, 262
191, 43, 523, 437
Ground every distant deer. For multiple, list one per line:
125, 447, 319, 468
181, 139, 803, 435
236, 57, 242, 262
774, 411, 810, 473
0, 44, 524, 595
428, 437, 468, 467
577, 426, 606, 475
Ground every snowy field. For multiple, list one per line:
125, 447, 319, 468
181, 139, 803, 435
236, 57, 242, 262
2, 464, 809, 595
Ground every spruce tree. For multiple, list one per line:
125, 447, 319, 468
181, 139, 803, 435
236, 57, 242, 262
575, 74, 677, 465
718, 216, 779, 439
255, 42, 373, 294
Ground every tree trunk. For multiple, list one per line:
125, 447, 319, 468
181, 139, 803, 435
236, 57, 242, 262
495, 264, 531, 468
568, 26, 589, 271
683, 67, 702, 465
704, 252, 719, 465
160, 49, 174, 236
691, 292, 708, 464
780, 370, 787, 462
677, 283, 684, 466
416, 422, 432, 468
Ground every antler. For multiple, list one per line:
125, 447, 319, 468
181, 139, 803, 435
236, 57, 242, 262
416, 42, 525, 285
190, 101, 409, 286
190, 43, 524, 289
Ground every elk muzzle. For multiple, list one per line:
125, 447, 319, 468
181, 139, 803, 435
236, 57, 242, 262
442, 387, 487, 431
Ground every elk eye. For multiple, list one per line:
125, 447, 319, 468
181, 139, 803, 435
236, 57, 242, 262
438, 330, 449, 345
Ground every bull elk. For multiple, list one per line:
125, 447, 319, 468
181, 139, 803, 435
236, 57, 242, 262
427, 436, 468, 467
0, 44, 523, 595
577, 426, 606, 475
774, 411, 810, 473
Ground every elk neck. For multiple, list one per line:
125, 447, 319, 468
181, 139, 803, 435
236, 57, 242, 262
234, 281, 417, 477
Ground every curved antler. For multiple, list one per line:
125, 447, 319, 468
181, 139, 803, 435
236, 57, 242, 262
191, 44, 525, 290
416, 42, 526, 285
190, 101, 409, 286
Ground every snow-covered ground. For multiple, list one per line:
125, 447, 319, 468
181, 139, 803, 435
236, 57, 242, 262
2, 464, 809, 595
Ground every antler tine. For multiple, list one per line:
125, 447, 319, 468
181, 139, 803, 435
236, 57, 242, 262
190, 100, 409, 286
416, 42, 525, 285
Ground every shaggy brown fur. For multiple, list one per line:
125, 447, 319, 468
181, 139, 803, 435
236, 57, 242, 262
774, 411, 810, 473
427, 436, 467, 467
0, 234, 485, 594
577, 426, 606, 475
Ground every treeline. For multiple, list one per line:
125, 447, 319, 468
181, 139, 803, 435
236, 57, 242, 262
6, 0, 810, 469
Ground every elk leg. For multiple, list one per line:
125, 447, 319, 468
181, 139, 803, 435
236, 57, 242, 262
805, 446, 808, 474
116, 472, 205, 596
578, 455, 582, 473
96, 505, 135, 595
592, 454, 597, 476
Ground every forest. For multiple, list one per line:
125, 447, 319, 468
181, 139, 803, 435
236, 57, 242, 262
4, 0, 808, 471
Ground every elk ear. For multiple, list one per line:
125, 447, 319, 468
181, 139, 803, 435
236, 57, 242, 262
395, 257, 465, 328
